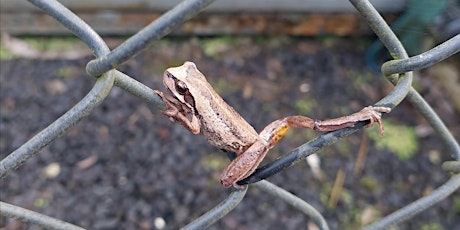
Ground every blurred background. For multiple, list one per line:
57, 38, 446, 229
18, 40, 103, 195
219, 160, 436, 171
1, 0, 459, 229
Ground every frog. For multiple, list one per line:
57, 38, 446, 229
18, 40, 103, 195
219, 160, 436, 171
155, 61, 391, 188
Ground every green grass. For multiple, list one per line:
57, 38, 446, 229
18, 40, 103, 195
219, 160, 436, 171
367, 120, 419, 161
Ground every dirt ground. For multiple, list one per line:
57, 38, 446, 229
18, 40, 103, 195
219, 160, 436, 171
1, 36, 459, 229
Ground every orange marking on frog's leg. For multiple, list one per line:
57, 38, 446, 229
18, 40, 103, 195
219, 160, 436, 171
260, 116, 315, 145
270, 124, 289, 144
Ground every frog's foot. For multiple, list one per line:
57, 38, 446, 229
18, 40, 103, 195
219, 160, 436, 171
361, 106, 391, 136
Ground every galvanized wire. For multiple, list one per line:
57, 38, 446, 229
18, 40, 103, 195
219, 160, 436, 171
350, 0, 413, 108
381, 34, 460, 75
27, 0, 110, 57
0, 201, 85, 230
240, 124, 365, 186
1, 0, 459, 229
0, 71, 115, 179
241, 0, 416, 187
405, 88, 460, 160
254, 181, 330, 230
181, 186, 248, 230
0, 0, 115, 179
85, 0, 216, 77
363, 174, 460, 230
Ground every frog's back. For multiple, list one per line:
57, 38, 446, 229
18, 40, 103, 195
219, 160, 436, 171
197, 94, 260, 155
182, 61, 260, 154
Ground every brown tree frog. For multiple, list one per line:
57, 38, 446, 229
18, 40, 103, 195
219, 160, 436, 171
155, 62, 391, 189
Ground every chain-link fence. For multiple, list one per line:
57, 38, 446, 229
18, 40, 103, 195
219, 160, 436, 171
1, 0, 459, 229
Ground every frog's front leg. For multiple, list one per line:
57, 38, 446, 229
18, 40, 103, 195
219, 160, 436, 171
220, 106, 391, 188
155, 90, 201, 134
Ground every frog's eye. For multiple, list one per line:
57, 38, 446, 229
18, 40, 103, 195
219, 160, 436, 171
175, 80, 188, 95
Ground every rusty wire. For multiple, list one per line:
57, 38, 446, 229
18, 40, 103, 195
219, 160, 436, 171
1, 0, 459, 229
